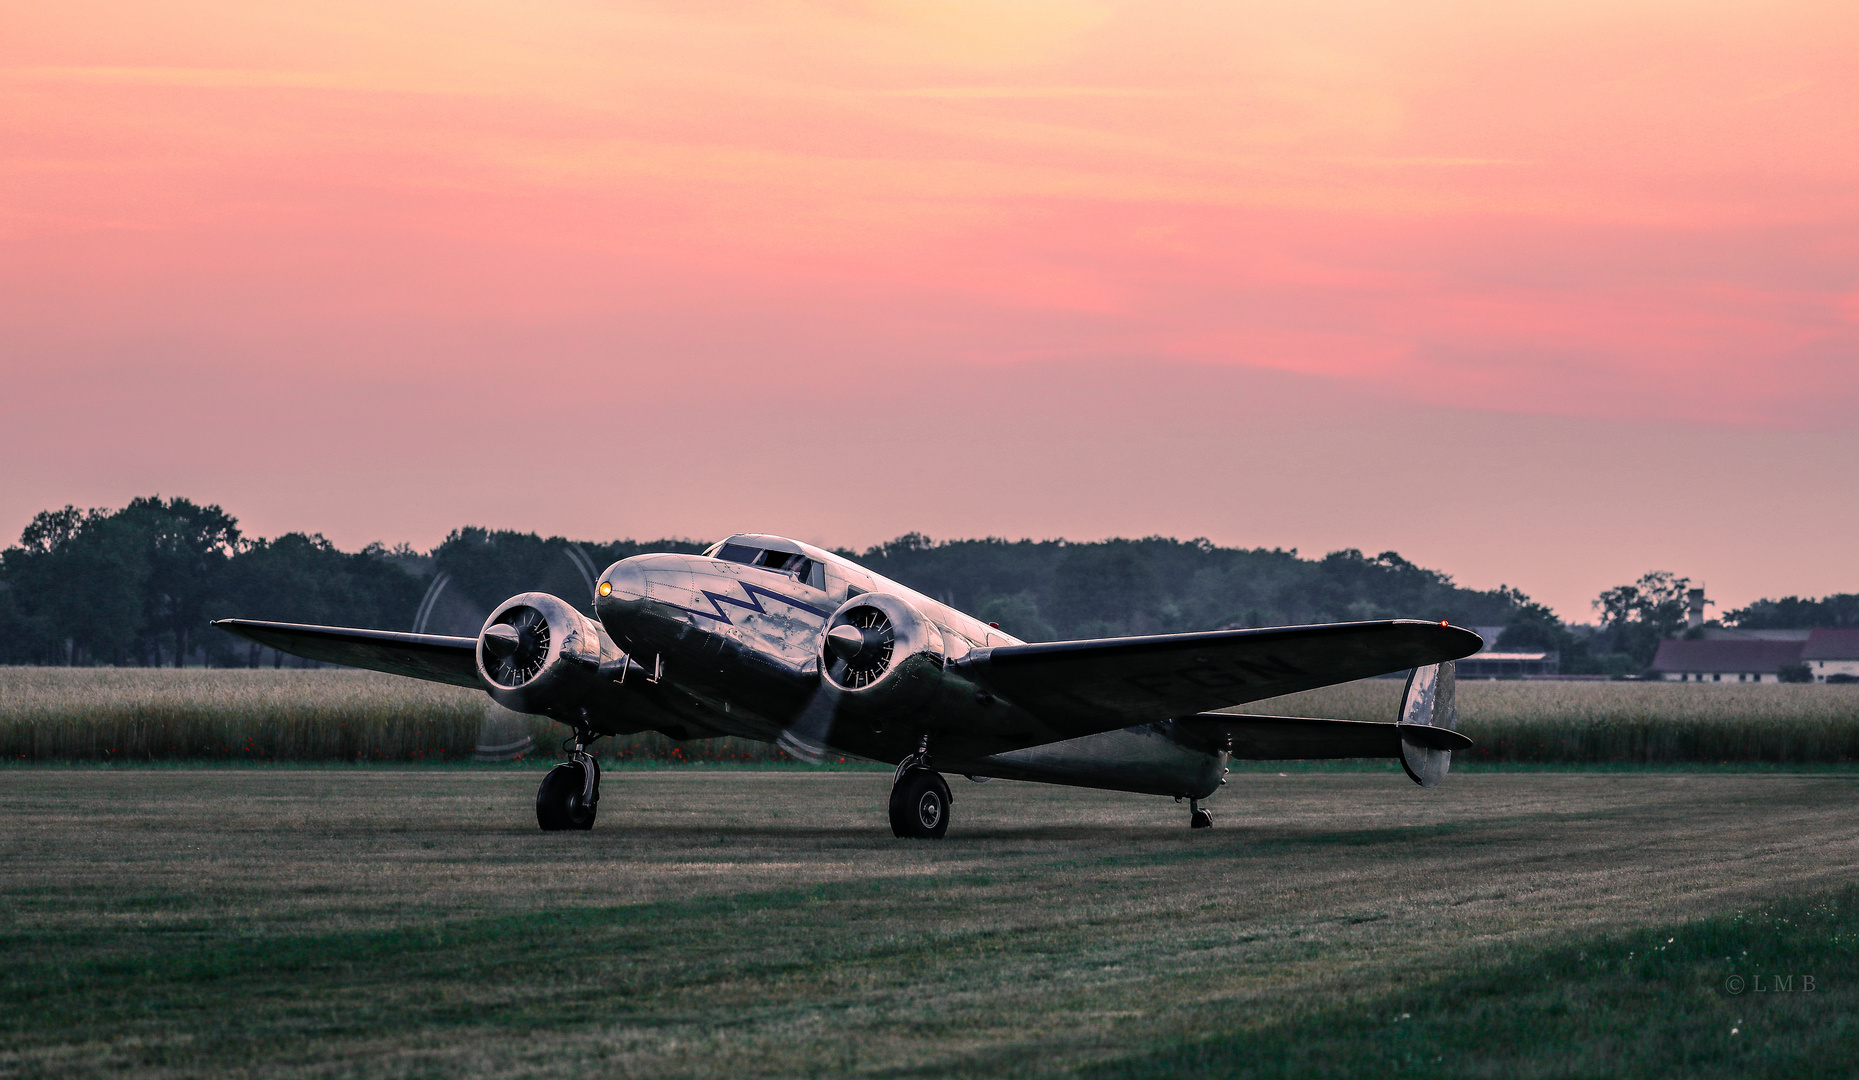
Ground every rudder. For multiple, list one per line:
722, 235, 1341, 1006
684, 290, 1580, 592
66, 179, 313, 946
1397, 662, 1459, 787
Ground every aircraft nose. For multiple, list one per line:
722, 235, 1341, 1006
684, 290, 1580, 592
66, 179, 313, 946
598, 561, 649, 606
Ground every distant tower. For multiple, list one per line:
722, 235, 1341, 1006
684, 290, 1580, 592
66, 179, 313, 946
1687, 588, 1707, 630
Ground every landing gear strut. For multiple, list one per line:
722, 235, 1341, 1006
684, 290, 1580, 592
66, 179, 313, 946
890, 737, 951, 839
537, 730, 601, 831
1189, 798, 1214, 830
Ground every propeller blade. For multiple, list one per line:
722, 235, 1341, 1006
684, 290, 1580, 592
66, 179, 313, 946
775, 680, 840, 765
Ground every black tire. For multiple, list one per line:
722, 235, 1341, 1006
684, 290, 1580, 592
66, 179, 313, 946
1190, 807, 1214, 829
537, 761, 598, 831
888, 769, 951, 839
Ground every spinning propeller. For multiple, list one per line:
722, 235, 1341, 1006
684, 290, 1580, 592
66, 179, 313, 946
777, 604, 895, 763
410, 544, 598, 761
775, 682, 838, 764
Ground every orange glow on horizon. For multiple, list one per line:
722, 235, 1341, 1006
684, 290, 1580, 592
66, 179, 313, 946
8, 1, 1857, 422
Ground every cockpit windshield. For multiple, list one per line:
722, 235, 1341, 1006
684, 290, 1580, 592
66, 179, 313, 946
713, 542, 765, 566
712, 541, 819, 586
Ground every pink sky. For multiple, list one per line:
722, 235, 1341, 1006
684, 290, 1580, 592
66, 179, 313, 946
4, 0, 1856, 619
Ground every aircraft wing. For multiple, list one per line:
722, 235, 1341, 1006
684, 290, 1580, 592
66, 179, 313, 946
962, 619, 1480, 740
213, 619, 483, 689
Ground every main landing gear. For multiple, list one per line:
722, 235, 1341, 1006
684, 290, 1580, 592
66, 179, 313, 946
537, 731, 601, 831
1189, 798, 1214, 830
889, 740, 951, 839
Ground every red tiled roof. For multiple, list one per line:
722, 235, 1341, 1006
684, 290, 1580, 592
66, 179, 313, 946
1649, 639, 1805, 673
1803, 628, 1859, 660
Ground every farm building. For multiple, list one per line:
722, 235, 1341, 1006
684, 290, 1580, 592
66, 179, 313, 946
1648, 638, 1805, 683
1453, 626, 1558, 679
1457, 650, 1558, 678
1802, 628, 1859, 682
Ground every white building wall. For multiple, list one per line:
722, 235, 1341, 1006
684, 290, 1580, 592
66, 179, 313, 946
1814, 659, 1859, 682
1663, 671, 1779, 683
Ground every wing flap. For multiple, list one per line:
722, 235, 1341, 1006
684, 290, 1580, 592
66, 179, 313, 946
963, 620, 1481, 737
1173, 713, 1471, 760
213, 619, 483, 688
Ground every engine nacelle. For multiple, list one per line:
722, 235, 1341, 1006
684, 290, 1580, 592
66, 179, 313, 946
476, 592, 606, 716
819, 593, 946, 717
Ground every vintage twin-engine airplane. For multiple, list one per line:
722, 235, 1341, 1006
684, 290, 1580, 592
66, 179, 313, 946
216, 533, 1482, 837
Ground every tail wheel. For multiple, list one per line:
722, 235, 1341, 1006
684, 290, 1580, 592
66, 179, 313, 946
537, 760, 598, 831
889, 769, 951, 839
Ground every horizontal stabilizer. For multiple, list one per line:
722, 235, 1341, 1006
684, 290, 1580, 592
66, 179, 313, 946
213, 619, 482, 688
1174, 713, 1471, 760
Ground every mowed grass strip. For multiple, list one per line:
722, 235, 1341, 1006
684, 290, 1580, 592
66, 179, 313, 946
1, 769, 1855, 1077
1084, 891, 1859, 1080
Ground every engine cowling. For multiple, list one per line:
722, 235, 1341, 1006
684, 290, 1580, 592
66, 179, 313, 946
476, 592, 605, 715
819, 593, 946, 717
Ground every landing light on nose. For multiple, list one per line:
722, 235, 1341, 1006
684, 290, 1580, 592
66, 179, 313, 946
599, 562, 649, 604
827, 623, 865, 660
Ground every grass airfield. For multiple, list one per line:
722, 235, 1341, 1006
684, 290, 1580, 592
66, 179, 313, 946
2, 768, 1856, 1078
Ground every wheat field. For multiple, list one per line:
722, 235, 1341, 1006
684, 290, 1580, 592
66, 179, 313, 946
1239, 680, 1859, 764
4, 667, 1858, 764
0, 668, 832, 764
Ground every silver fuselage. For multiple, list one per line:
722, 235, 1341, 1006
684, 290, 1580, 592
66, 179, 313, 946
585, 539, 1227, 799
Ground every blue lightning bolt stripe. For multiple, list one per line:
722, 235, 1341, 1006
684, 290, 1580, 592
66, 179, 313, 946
667, 581, 831, 625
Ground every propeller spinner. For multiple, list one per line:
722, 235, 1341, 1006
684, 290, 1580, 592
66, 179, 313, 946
481, 606, 552, 687
825, 606, 894, 689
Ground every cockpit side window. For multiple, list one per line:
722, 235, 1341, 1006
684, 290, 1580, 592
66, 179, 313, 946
754, 549, 798, 570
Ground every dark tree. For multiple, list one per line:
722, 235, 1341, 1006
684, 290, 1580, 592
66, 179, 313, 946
857, 534, 1538, 641
1, 499, 1627, 668
206, 534, 427, 664
1726, 594, 1859, 629
119, 497, 243, 666
0, 506, 150, 664
1592, 571, 1693, 668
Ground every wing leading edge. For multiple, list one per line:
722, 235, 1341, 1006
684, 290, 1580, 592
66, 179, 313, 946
213, 619, 482, 688
961, 619, 1482, 739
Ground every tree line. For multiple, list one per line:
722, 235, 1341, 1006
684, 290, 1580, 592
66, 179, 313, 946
3, 497, 1846, 672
